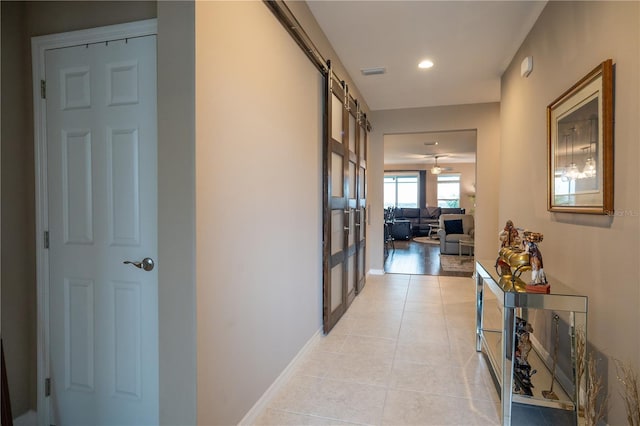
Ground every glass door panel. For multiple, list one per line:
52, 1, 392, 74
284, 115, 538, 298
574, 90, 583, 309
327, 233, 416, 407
331, 210, 344, 255
331, 153, 343, 198
331, 94, 342, 141
330, 265, 343, 311
347, 256, 355, 296
348, 162, 356, 201
348, 114, 356, 153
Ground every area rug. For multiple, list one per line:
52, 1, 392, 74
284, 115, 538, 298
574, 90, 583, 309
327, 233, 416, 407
412, 236, 440, 245
440, 255, 475, 273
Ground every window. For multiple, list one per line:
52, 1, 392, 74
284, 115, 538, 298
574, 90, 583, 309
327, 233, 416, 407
384, 173, 418, 208
437, 174, 460, 208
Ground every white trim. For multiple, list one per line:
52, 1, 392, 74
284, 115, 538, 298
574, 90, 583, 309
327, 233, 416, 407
31, 19, 157, 426
237, 328, 323, 426
14, 410, 37, 426
367, 269, 386, 276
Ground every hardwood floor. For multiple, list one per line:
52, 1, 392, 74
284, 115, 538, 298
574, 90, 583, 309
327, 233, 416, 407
384, 239, 472, 277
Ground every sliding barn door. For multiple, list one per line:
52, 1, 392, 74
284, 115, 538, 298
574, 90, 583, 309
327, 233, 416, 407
323, 65, 369, 333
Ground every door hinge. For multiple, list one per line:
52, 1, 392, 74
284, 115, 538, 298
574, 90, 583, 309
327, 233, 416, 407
45, 377, 51, 397
40, 80, 46, 99
44, 231, 50, 249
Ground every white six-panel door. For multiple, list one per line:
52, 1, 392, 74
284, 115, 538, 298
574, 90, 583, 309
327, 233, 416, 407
45, 35, 158, 425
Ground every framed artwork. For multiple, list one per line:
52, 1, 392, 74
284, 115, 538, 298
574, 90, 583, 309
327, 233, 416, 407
547, 59, 613, 214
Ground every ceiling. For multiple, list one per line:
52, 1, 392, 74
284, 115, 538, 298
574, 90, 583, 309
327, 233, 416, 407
384, 130, 477, 165
306, 1, 547, 165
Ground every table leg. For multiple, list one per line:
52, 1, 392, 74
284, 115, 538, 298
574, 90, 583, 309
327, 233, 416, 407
501, 307, 516, 426
476, 273, 483, 352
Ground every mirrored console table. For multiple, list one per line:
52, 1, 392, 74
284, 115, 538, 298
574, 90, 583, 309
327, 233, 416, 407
475, 259, 588, 426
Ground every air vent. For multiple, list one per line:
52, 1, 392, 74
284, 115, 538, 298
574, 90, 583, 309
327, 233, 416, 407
360, 67, 386, 76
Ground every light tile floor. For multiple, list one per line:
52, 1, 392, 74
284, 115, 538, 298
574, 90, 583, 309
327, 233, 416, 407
252, 274, 502, 425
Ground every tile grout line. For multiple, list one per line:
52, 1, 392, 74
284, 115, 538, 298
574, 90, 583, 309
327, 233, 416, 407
377, 273, 413, 426
255, 275, 501, 425
441, 275, 503, 420
312, 278, 402, 425
271, 407, 373, 426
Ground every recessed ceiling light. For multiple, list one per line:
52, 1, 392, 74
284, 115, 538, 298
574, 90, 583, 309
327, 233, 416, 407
418, 60, 434, 69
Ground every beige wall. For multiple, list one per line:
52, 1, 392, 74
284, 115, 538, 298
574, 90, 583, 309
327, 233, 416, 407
500, 2, 639, 424
384, 162, 477, 213
1, 1, 35, 416
370, 103, 500, 271
1, 0, 157, 419
195, 2, 323, 424
157, 2, 197, 424
25, 1, 156, 37
192, 3, 372, 422
285, 1, 369, 113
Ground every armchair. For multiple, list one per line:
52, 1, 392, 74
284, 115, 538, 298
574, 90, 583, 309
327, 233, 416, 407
437, 214, 474, 255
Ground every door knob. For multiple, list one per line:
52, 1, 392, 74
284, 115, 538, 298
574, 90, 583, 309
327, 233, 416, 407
124, 257, 155, 272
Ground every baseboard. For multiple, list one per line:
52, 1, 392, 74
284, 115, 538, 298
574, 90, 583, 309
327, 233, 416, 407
238, 328, 322, 425
368, 269, 385, 276
14, 410, 37, 426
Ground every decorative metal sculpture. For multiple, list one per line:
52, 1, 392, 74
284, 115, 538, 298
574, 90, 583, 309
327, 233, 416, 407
499, 219, 520, 248
514, 316, 536, 396
542, 314, 560, 400
523, 231, 549, 293
496, 220, 523, 277
495, 221, 550, 293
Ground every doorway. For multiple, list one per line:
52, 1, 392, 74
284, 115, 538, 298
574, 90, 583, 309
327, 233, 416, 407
383, 130, 477, 275
33, 20, 159, 425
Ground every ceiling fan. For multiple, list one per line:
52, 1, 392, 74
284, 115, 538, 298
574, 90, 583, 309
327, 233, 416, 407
425, 154, 453, 175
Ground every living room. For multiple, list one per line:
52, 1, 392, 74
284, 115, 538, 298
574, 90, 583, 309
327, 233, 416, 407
383, 130, 477, 275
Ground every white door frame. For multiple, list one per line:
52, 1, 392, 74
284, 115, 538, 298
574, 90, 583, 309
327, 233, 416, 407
31, 19, 157, 426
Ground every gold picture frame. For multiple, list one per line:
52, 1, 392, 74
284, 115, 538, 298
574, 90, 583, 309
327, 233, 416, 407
547, 59, 613, 214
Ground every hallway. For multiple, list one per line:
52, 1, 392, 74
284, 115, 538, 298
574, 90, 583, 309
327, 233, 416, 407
252, 274, 500, 425
251, 274, 576, 425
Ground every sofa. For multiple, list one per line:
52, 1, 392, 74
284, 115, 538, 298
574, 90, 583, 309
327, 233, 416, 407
392, 207, 465, 237
436, 214, 475, 254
